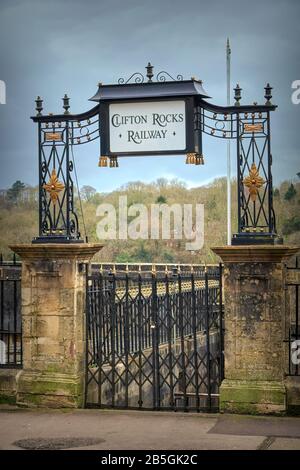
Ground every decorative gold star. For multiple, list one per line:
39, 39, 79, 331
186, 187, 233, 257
243, 163, 265, 202
43, 168, 65, 205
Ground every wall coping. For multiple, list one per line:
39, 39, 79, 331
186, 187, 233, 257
9, 243, 103, 261
211, 245, 299, 263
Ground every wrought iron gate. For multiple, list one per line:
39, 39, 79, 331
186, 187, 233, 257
85, 264, 224, 411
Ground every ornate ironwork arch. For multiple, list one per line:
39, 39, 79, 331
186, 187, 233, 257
31, 64, 281, 245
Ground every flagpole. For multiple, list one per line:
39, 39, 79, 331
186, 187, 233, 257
226, 38, 232, 245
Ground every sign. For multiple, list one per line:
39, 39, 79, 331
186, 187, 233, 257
243, 123, 264, 133
45, 132, 63, 142
109, 100, 186, 154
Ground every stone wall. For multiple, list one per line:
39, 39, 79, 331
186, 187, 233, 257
0, 369, 21, 404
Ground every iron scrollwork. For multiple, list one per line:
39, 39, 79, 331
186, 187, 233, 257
118, 62, 184, 84
156, 71, 183, 82
118, 72, 144, 85
70, 116, 100, 146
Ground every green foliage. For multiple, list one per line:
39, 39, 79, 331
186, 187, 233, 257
273, 188, 280, 198
156, 195, 167, 204
134, 242, 152, 262
284, 184, 297, 201
80, 185, 96, 201
115, 252, 134, 263
161, 250, 175, 263
206, 197, 217, 211
7, 180, 26, 203
0, 177, 299, 262
282, 216, 300, 235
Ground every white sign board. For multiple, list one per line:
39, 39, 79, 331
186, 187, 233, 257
109, 100, 186, 153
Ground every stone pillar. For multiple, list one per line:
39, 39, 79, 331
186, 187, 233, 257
212, 245, 299, 415
10, 243, 102, 408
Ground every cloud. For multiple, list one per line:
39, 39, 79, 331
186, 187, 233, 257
0, 0, 299, 191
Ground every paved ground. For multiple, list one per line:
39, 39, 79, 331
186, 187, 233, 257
0, 406, 300, 450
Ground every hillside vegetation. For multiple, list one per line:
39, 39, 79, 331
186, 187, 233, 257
0, 177, 299, 263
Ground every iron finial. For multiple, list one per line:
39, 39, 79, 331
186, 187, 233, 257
264, 83, 273, 106
234, 83, 242, 106
35, 96, 43, 116
62, 94, 70, 114
146, 62, 154, 83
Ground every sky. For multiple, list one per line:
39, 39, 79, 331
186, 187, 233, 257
0, 0, 299, 192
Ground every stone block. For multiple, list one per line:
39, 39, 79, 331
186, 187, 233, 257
0, 369, 22, 404
16, 370, 84, 408
220, 379, 286, 414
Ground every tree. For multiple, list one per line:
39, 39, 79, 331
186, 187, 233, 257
7, 180, 26, 203
115, 252, 133, 263
273, 188, 280, 198
284, 184, 297, 202
134, 242, 152, 262
207, 197, 217, 211
121, 181, 145, 192
162, 250, 175, 263
169, 178, 187, 189
155, 178, 168, 190
282, 216, 300, 235
297, 172, 300, 179
156, 195, 167, 204
80, 185, 96, 201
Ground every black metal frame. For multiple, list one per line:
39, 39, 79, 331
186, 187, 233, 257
85, 264, 224, 411
31, 64, 281, 245
32, 105, 100, 243
99, 96, 195, 157
198, 99, 280, 244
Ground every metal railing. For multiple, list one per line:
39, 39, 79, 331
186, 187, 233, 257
0, 252, 20, 266
87, 267, 222, 360
92, 262, 221, 276
285, 255, 300, 376
0, 254, 22, 368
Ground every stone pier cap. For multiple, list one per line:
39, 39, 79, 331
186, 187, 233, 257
10, 243, 103, 261
212, 245, 299, 263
